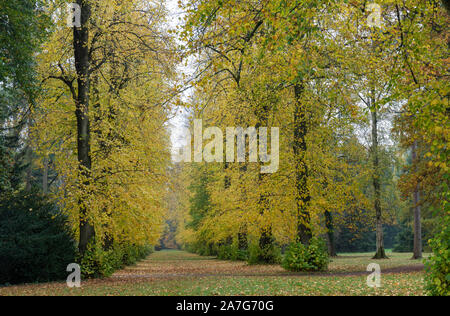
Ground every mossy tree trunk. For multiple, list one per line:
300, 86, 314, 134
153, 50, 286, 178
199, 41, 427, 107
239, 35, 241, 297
294, 83, 312, 246
74, 0, 95, 256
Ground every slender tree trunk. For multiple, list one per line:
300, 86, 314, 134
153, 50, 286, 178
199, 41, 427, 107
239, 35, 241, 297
257, 182, 275, 262
25, 116, 33, 192
371, 106, 387, 259
255, 106, 276, 263
411, 140, 422, 259
325, 210, 337, 257
25, 145, 32, 192
294, 84, 312, 245
322, 176, 336, 256
238, 229, 248, 251
257, 171, 275, 261
74, 0, 94, 256
224, 162, 231, 189
42, 156, 48, 194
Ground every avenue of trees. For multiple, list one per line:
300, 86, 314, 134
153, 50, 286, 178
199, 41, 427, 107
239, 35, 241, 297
0, 0, 448, 295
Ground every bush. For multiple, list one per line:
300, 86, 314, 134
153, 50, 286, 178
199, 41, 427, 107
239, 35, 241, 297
425, 209, 449, 296
0, 191, 76, 285
187, 240, 217, 257
217, 244, 233, 260
79, 242, 153, 279
282, 238, 329, 272
78, 243, 108, 279
122, 244, 153, 266
247, 241, 281, 265
231, 248, 248, 261
216, 243, 248, 261
187, 236, 248, 261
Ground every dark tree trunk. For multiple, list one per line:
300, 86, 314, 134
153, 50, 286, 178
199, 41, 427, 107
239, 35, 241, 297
325, 210, 337, 257
238, 229, 248, 251
25, 117, 33, 192
74, 0, 94, 256
259, 227, 274, 253
224, 162, 231, 189
25, 145, 32, 192
411, 140, 422, 259
42, 156, 48, 194
443, 0, 450, 14
371, 105, 388, 259
257, 172, 275, 261
255, 106, 276, 263
294, 84, 312, 245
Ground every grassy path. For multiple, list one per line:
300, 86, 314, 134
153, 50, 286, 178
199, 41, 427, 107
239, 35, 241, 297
0, 250, 426, 296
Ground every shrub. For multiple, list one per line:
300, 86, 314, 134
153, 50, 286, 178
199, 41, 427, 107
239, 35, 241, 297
216, 243, 248, 261
187, 239, 218, 257
78, 242, 107, 279
425, 206, 449, 296
282, 238, 329, 272
231, 248, 248, 261
79, 242, 153, 279
0, 191, 76, 285
247, 241, 281, 265
122, 244, 153, 266
187, 237, 248, 261
217, 244, 233, 260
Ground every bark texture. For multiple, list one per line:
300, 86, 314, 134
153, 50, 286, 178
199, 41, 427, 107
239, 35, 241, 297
294, 84, 312, 245
325, 210, 337, 257
74, 0, 95, 255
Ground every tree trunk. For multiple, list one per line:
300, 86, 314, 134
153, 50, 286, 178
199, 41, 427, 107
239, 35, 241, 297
294, 84, 312, 245
371, 106, 388, 259
25, 145, 32, 192
74, 0, 94, 256
325, 210, 337, 257
255, 106, 276, 263
257, 189, 275, 263
411, 140, 422, 259
42, 156, 48, 194
25, 117, 33, 192
238, 229, 248, 251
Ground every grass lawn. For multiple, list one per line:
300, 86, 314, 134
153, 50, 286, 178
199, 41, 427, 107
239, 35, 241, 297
0, 250, 428, 296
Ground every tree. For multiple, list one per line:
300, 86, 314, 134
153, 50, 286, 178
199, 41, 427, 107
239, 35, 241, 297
0, 0, 48, 194
0, 190, 76, 285
391, 0, 448, 267
72, 0, 95, 256
371, 103, 387, 259
36, 0, 176, 268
